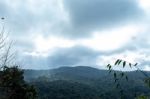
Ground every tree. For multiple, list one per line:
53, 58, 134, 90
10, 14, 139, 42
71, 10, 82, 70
0, 66, 37, 99
0, 18, 37, 99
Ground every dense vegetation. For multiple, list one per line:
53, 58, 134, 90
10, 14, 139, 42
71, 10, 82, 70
0, 66, 37, 99
24, 66, 150, 99
33, 80, 100, 99
1, 65, 150, 99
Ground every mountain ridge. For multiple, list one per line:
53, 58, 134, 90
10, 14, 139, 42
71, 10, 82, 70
24, 66, 150, 99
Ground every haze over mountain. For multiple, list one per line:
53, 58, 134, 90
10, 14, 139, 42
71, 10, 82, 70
23, 66, 150, 99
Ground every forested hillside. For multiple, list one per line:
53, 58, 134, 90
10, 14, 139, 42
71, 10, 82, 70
24, 66, 150, 99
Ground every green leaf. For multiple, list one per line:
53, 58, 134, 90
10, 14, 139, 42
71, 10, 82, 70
115, 59, 122, 65
106, 64, 112, 70
115, 59, 120, 65
137, 95, 148, 99
109, 65, 111, 70
134, 63, 138, 66
123, 61, 126, 68
118, 60, 122, 65
129, 63, 132, 68
106, 64, 110, 68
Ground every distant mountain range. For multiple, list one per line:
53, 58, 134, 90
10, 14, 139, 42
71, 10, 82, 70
24, 66, 107, 81
24, 66, 150, 99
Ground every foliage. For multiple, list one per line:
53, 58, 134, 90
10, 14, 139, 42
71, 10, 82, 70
23, 66, 150, 99
33, 80, 101, 99
107, 59, 150, 99
0, 66, 37, 99
136, 95, 148, 99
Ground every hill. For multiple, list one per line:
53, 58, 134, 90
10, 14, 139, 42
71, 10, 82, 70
24, 66, 150, 99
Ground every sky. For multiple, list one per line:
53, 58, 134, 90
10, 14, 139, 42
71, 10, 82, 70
0, 0, 150, 70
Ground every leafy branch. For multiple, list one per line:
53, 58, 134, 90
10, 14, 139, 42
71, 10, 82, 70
107, 59, 150, 99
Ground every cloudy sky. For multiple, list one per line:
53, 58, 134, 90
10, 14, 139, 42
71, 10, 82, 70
0, 0, 150, 70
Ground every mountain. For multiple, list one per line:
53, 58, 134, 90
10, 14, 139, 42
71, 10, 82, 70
24, 66, 107, 81
24, 66, 150, 99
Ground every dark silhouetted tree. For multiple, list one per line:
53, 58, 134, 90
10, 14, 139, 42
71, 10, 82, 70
0, 18, 37, 99
0, 66, 37, 99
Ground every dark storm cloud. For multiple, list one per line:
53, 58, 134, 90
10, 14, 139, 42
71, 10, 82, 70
0, 0, 144, 39
63, 0, 143, 37
47, 46, 100, 68
0, 1, 59, 36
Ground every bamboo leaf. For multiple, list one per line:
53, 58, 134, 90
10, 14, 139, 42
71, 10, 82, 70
106, 64, 110, 68
123, 61, 126, 68
129, 63, 132, 68
134, 63, 138, 66
109, 65, 111, 70
115, 59, 120, 65
118, 60, 122, 65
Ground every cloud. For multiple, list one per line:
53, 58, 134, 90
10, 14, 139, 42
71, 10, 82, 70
0, 0, 69, 54
0, 0, 144, 39
46, 46, 100, 68
0, 0, 150, 70
63, 0, 143, 38
32, 34, 76, 53
143, 65, 150, 71
0, 0, 66, 36
17, 54, 49, 69
18, 46, 100, 69
80, 24, 144, 51
138, 0, 150, 15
